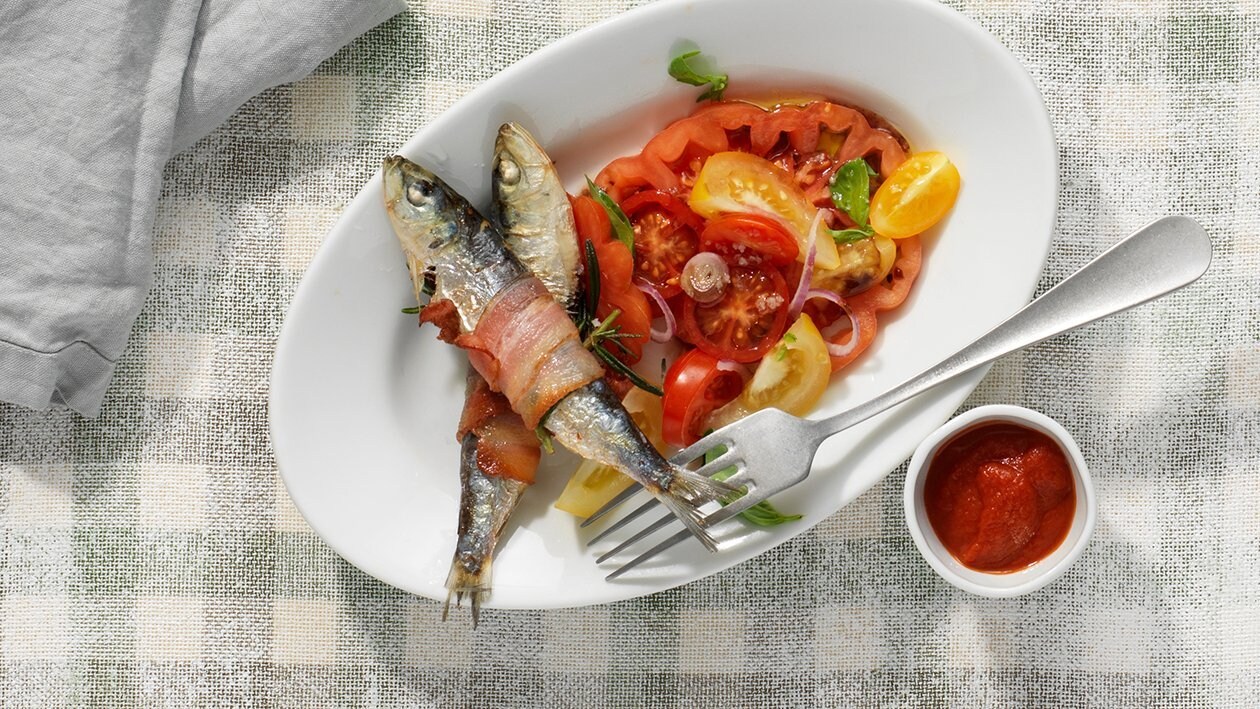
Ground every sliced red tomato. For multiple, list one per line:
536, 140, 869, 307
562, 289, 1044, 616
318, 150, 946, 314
847, 236, 923, 312
680, 265, 790, 363
569, 195, 652, 365
816, 237, 923, 373
699, 213, 799, 267
619, 190, 702, 298
824, 304, 880, 372
661, 349, 744, 447
572, 194, 611, 248
592, 240, 651, 365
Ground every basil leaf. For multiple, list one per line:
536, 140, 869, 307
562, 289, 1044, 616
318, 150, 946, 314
828, 225, 875, 244
704, 443, 803, 527
830, 158, 877, 227
734, 501, 804, 528
668, 49, 728, 102
586, 177, 635, 255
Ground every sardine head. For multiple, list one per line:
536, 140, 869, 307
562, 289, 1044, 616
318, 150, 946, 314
382, 155, 461, 255
492, 123, 542, 201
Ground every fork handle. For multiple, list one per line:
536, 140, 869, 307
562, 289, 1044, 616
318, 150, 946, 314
809, 216, 1212, 441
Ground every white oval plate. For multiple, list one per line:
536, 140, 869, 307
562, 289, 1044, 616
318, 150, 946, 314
270, 0, 1056, 609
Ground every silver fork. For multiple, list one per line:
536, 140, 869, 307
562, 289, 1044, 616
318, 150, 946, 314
585, 216, 1212, 579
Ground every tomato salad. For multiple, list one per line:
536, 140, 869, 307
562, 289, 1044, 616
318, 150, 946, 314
555, 90, 960, 519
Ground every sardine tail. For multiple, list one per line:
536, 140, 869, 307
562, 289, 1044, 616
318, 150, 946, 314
658, 468, 744, 552
444, 565, 490, 626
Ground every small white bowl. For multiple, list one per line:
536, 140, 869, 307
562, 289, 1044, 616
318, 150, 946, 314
903, 405, 1096, 597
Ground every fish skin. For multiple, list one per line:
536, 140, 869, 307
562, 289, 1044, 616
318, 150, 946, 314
384, 154, 529, 332
383, 155, 733, 549
444, 394, 531, 628
491, 122, 581, 304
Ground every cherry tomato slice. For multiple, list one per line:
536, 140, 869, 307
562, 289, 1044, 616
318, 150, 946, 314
621, 190, 703, 298
661, 349, 744, 447
869, 151, 960, 239
699, 213, 800, 267
680, 265, 790, 363
688, 151, 842, 271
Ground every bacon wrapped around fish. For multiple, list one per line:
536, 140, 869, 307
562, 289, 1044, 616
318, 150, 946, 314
383, 154, 734, 553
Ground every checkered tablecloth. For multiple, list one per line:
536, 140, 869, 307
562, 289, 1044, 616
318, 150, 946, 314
1, 0, 1257, 705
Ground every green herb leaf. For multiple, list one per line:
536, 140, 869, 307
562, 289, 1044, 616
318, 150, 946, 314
703, 443, 803, 527
400, 306, 421, 315
830, 158, 877, 227
784, 332, 797, 344
535, 424, 555, 454
733, 500, 804, 527
586, 177, 635, 255
592, 345, 663, 396
668, 49, 728, 102
828, 225, 875, 244
580, 239, 601, 338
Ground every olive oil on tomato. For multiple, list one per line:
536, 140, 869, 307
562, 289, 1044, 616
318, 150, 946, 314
924, 422, 1075, 573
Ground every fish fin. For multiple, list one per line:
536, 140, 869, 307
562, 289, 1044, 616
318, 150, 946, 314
670, 467, 740, 504
656, 492, 720, 552
445, 566, 492, 627
656, 468, 742, 553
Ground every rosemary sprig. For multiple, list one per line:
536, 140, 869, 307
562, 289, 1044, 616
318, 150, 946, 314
581, 240, 601, 338
421, 268, 437, 297
571, 244, 662, 396
593, 344, 662, 396
401, 267, 437, 316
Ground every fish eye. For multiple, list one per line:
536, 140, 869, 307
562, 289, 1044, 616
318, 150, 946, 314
497, 157, 520, 186
406, 180, 435, 206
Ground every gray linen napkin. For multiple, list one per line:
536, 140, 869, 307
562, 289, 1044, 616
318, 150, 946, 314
0, 0, 404, 417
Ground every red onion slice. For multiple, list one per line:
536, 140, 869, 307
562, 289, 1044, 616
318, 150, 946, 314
788, 209, 824, 319
804, 288, 861, 357
634, 279, 676, 343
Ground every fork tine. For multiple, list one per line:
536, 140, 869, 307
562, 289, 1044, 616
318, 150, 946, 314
586, 496, 660, 546
580, 483, 644, 528
605, 527, 694, 580
604, 493, 771, 579
690, 451, 743, 480
594, 512, 677, 563
668, 433, 732, 467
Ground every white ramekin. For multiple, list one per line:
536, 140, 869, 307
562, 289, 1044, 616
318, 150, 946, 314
903, 405, 1096, 597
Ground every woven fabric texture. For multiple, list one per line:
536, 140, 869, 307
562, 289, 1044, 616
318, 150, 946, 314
1, 0, 1257, 706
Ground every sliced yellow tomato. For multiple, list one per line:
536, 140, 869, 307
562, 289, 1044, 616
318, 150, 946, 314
873, 234, 897, 281
810, 234, 896, 294
869, 151, 960, 239
552, 459, 636, 518
705, 313, 832, 430
554, 388, 663, 518
688, 152, 842, 270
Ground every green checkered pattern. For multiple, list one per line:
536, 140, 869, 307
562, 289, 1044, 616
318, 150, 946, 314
2, 0, 1257, 705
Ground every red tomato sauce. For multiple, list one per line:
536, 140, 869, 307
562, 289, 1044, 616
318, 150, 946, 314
924, 422, 1076, 573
